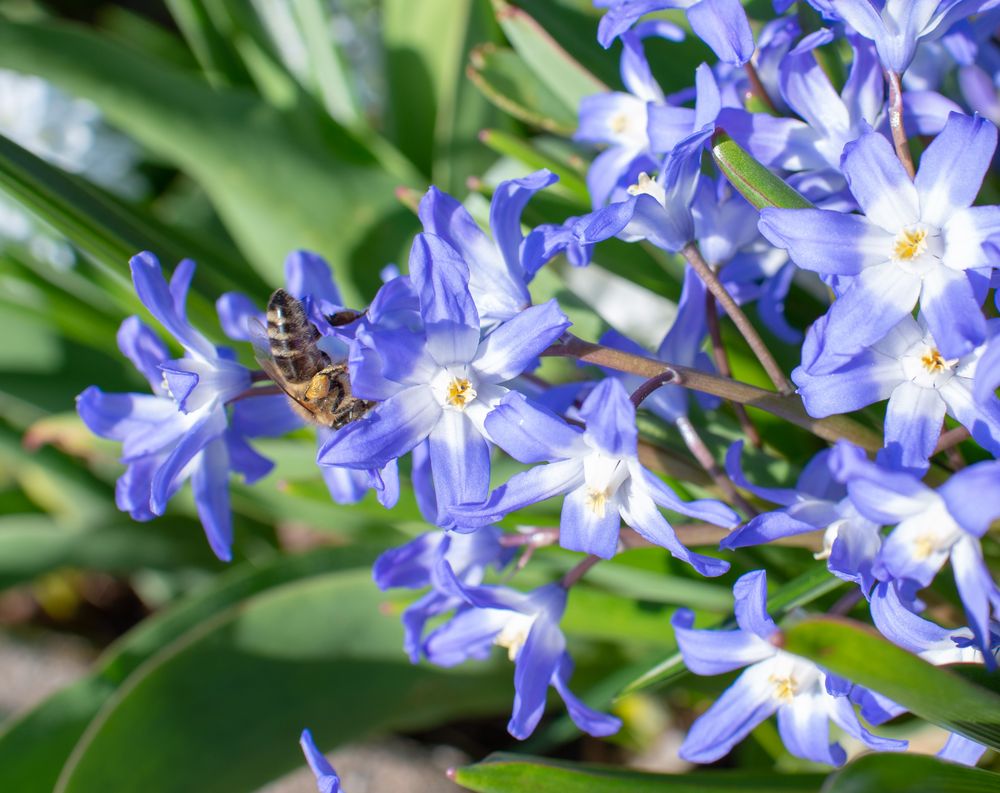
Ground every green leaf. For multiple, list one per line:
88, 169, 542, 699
468, 44, 577, 135
453, 753, 825, 793
0, 548, 358, 793
0, 133, 244, 327
51, 559, 513, 792
164, 0, 254, 88
491, 0, 608, 112
0, 18, 416, 304
711, 133, 813, 210
619, 564, 843, 696
478, 129, 589, 203
782, 617, 1000, 750
822, 753, 1000, 793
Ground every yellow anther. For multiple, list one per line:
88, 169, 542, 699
446, 377, 477, 408
585, 487, 611, 518
920, 348, 958, 374
770, 674, 799, 703
893, 228, 928, 261
610, 112, 630, 134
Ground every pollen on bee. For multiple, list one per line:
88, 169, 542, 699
446, 377, 477, 408
305, 373, 330, 401
893, 227, 928, 261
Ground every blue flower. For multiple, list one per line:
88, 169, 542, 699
795, 315, 1000, 472
576, 23, 683, 207
216, 250, 400, 508
722, 442, 882, 594
373, 526, 513, 662
77, 253, 275, 561
318, 233, 570, 524
424, 563, 622, 740
598, 0, 754, 68
673, 570, 907, 765
827, 0, 995, 75
761, 112, 1000, 360
418, 171, 566, 325
451, 378, 736, 575
299, 729, 342, 793
831, 441, 1000, 655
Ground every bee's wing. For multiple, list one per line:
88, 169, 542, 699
247, 317, 319, 417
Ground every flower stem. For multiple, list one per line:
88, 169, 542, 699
934, 426, 970, 455
543, 333, 883, 451
561, 554, 602, 588
886, 70, 916, 179
681, 242, 794, 395
675, 415, 757, 517
629, 370, 677, 408
705, 291, 763, 447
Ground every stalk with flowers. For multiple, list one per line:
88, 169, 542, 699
1, 1, 999, 791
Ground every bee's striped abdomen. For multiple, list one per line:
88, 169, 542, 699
266, 289, 330, 384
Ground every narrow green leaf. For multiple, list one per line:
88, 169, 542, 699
492, 0, 609, 112
0, 133, 245, 324
0, 18, 415, 304
822, 753, 1000, 793
479, 129, 590, 203
782, 617, 1000, 750
53, 566, 513, 792
468, 44, 577, 135
453, 753, 825, 793
711, 133, 813, 210
164, 0, 254, 87
619, 564, 843, 696
0, 548, 368, 793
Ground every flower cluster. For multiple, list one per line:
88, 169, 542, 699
79, 0, 1000, 772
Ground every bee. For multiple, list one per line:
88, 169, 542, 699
251, 289, 373, 429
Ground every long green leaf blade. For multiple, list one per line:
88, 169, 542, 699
782, 617, 1000, 750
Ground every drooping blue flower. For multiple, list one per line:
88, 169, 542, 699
795, 315, 1000, 472
424, 563, 622, 740
451, 378, 737, 575
77, 253, 277, 561
216, 250, 399, 508
673, 569, 906, 765
761, 112, 1000, 361
824, 0, 996, 75
299, 729, 343, 793
831, 441, 1000, 655
722, 442, 882, 593
318, 233, 570, 525
373, 526, 514, 662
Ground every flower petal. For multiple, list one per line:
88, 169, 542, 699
672, 609, 775, 675
509, 617, 565, 739
841, 129, 920, 232
551, 655, 622, 737
484, 392, 586, 463
919, 266, 986, 359
428, 410, 491, 523
191, 437, 233, 561
915, 112, 998, 227
150, 406, 228, 515
777, 692, 845, 766
758, 208, 892, 276
938, 460, 1000, 537
473, 300, 570, 383
579, 378, 637, 458
450, 459, 584, 527
560, 482, 623, 560
880, 382, 946, 473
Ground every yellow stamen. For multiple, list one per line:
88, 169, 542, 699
494, 615, 534, 662
585, 487, 611, 518
446, 377, 477, 409
912, 535, 937, 560
770, 674, 799, 703
610, 112, 629, 134
893, 228, 928, 261
920, 348, 958, 374
627, 172, 655, 196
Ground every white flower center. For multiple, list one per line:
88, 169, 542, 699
609, 111, 630, 134
900, 344, 959, 389
582, 453, 630, 517
431, 367, 479, 411
769, 673, 799, 703
494, 612, 537, 662
890, 224, 942, 275
626, 172, 666, 205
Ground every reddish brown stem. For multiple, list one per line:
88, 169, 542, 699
705, 291, 763, 448
682, 242, 794, 395
886, 70, 916, 179
743, 61, 778, 114
675, 415, 757, 518
561, 554, 602, 588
